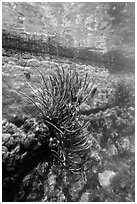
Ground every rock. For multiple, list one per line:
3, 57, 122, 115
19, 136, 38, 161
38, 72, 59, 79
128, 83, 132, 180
107, 144, 118, 156
121, 138, 130, 150
27, 59, 40, 67
2, 119, 8, 126
22, 118, 36, 133
8, 114, 29, 128
105, 198, 114, 202
2, 133, 11, 143
98, 170, 116, 189
24, 71, 31, 80
2, 146, 8, 154
80, 192, 90, 202
8, 61, 16, 65
3, 122, 18, 134
24, 137, 38, 151
79, 103, 91, 111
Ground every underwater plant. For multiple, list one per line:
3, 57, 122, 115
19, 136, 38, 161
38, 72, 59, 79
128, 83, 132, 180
16, 64, 93, 173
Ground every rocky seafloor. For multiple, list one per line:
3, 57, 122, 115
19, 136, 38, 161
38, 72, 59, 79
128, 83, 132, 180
2, 30, 135, 202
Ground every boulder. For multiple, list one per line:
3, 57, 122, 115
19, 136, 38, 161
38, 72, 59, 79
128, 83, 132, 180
2, 133, 11, 143
98, 170, 116, 189
80, 192, 90, 202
